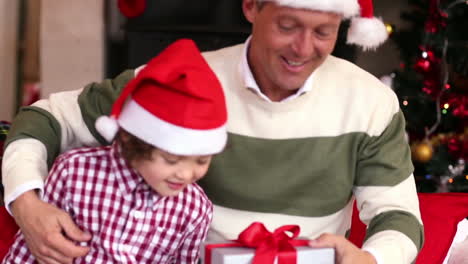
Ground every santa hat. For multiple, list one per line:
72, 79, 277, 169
95, 39, 228, 155
261, 0, 388, 50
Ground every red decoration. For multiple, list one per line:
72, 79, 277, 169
118, 0, 146, 18
445, 96, 468, 118
414, 48, 439, 74
414, 47, 443, 97
447, 136, 468, 161
415, 57, 433, 73
204, 222, 309, 264
422, 78, 440, 96
424, 0, 447, 33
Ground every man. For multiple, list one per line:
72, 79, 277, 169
2, 0, 423, 263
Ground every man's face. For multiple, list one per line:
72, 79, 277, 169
243, 1, 341, 100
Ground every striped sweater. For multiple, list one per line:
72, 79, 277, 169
3, 43, 423, 263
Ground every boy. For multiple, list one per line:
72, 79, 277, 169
2, 39, 227, 263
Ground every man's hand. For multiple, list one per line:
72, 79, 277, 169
10, 190, 91, 264
309, 233, 377, 264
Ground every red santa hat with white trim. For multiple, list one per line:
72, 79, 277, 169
260, 0, 388, 50
95, 39, 228, 155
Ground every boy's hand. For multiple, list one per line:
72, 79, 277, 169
10, 190, 92, 264
309, 233, 377, 264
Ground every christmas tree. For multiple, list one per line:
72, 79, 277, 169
388, 0, 467, 192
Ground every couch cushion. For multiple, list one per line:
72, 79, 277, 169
349, 193, 468, 264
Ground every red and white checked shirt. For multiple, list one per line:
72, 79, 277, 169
3, 143, 213, 264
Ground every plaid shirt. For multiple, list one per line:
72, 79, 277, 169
3, 143, 212, 263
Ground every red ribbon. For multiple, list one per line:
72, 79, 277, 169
204, 222, 309, 264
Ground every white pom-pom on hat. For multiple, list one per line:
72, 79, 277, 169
95, 115, 119, 142
347, 16, 388, 51
346, 0, 388, 50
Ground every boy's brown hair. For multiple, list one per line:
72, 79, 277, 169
116, 129, 155, 162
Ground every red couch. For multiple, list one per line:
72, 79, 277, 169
0, 206, 18, 260
349, 192, 468, 264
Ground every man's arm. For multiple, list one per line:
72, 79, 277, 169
353, 110, 423, 263
2, 69, 135, 210
310, 110, 422, 264
309, 234, 377, 264
2, 69, 135, 264
5, 150, 93, 263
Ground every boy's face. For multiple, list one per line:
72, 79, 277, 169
131, 149, 212, 196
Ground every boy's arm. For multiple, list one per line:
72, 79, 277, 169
177, 205, 213, 263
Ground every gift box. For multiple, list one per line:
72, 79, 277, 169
203, 245, 334, 264
202, 222, 335, 264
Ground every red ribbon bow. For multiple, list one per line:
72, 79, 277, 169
205, 222, 309, 264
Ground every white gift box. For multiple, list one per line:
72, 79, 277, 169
202, 244, 335, 264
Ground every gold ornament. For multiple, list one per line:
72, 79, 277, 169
385, 23, 394, 35
411, 141, 434, 163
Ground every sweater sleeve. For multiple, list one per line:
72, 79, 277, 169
353, 110, 424, 263
2, 69, 135, 211
1, 151, 72, 263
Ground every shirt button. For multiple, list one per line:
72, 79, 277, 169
119, 244, 131, 252
133, 211, 144, 219
125, 245, 132, 252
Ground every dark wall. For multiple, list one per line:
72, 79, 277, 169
107, 0, 357, 76
124, 0, 250, 70
126, 0, 249, 29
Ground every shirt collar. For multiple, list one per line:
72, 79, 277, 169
239, 36, 315, 103
110, 142, 146, 195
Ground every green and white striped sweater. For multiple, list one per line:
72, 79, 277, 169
4, 43, 423, 263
